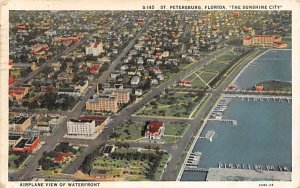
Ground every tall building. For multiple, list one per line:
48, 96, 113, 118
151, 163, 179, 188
86, 95, 118, 113
67, 119, 96, 136
243, 35, 287, 48
112, 89, 131, 104
85, 42, 104, 56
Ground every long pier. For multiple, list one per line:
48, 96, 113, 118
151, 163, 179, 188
184, 167, 209, 172
208, 119, 237, 126
222, 94, 292, 103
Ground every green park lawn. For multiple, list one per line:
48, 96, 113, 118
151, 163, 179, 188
136, 92, 204, 118
91, 149, 170, 181
110, 121, 144, 141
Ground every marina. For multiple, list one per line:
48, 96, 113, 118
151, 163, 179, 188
185, 152, 202, 168
180, 98, 291, 181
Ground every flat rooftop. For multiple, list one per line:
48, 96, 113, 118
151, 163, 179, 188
9, 116, 29, 125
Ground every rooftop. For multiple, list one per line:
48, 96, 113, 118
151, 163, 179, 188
68, 119, 93, 123
147, 121, 164, 134
9, 116, 30, 125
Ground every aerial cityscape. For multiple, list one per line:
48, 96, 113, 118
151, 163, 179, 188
8, 10, 292, 181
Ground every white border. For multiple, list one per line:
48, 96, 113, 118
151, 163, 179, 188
1, 0, 299, 188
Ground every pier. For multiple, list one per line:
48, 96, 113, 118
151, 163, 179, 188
199, 130, 215, 141
222, 94, 292, 103
208, 119, 237, 126
184, 167, 209, 172
217, 162, 290, 172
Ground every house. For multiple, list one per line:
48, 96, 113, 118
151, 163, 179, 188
9, 87, 30, 101
178, 80, 192, 87
54, 152, 73, 164
149, 67, 161, 75
31, 44, 49, 54
128, 67, 137, 76
55, 36, 79, 43
131, 76, 140, 86
157, 74, 164, 81
110, 71, 120, 79
89, 64, 101, 74
135, 89, 143, 96
145, 121, 165, 140
150, 79, 159, 85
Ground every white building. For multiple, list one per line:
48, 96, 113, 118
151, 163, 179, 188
85, 42, 104, 56
67, 119, 96, 136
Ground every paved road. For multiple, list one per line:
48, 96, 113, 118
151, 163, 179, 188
161, 48, 264, 181
9, 13, 126, 88
9, 18, 262, 181
9, 14, 146, 181
59, 46, 232, 176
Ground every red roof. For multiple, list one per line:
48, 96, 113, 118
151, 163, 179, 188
147, 121, 163, 134
80, 116, 107, 123
54, 152, 73, 163
9, 77, 14, 85
179, 80, 192, 85
93, 42, 99, 48
89, 64, 100, 74
9, 87, 27, 95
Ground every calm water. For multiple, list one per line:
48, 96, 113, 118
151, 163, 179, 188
181, 49, 292, 181
234, 50, 291, 90
181, 99, 291, 181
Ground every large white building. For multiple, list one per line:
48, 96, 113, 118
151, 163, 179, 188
85, 42, 104, 56
67, 119, 96, 136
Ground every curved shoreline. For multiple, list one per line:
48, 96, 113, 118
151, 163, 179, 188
230, 49, 292, 88
176, 48, 292, 181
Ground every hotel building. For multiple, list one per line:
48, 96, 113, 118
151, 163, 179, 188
67, 119, 96, 136
243, 35, 287, 48
86, 95, 118, 113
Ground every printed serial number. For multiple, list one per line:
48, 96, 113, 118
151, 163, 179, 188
142, 5, 155, 9
259, 184, 274, 187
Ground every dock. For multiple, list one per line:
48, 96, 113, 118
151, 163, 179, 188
184, 167, 209, 172
199, 130, 215, 141
217, 162, 290, 172
223, 94, 292, 103
208, 119, 237, 126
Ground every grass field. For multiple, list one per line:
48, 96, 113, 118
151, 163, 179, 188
164, 122, 188, 136
136, 92, 205, 118
177, 47, 248, 89
110, 121, 144, 141
111, 121, 189, 143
